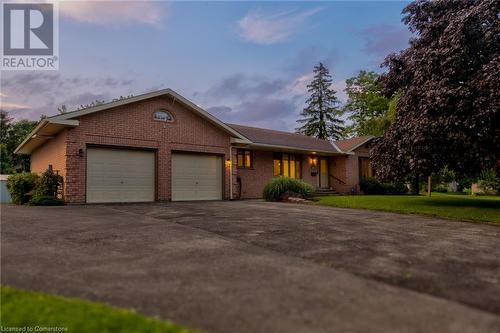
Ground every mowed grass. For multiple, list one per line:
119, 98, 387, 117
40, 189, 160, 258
315, 192, 500, 224
0, 286, 197, 333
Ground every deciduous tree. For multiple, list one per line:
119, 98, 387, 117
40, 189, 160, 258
372, 0, 499, 181
343, 70, 393, 137
0, 111, 37, 173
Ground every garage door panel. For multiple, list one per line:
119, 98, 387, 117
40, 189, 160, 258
87, 148, 155, 203
171, 153, 222, 201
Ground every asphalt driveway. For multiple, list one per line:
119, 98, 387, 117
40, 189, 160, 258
1, 201, 499, 332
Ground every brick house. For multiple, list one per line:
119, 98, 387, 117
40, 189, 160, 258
15, 89, 375, 203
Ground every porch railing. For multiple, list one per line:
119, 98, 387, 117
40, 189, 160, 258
329, 174, 346, 185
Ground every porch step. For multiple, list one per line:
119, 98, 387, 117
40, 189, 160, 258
314, 189, 337, 196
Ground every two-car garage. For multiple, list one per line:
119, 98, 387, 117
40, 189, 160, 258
86, 148, 223, 203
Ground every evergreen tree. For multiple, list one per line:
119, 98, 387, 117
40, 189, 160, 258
296, 63, 344, 140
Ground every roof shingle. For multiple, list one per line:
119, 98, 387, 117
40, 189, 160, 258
227, 123, 341, 153
334, 135, 374, 152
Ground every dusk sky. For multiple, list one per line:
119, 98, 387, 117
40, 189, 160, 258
1, 1, 411, 131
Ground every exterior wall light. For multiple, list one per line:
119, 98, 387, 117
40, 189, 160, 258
310, 156, 318, 176
78, 148, 85, 157
225, 159, 232, 168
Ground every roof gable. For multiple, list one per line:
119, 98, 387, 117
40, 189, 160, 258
15, 89, 251, 154
334, 135, 375, 152
50, 89, 249, 141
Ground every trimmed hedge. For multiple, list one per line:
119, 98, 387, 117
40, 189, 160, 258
263, 177, 314, 201
6, 172, 39, 204
360, 177, 408, 195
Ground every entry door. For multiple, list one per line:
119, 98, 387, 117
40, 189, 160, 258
319, 157, 329, 188
86, 148, 155, 203
171, 153, 222, 201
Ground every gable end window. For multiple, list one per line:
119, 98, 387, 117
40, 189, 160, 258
237, 149, 253, 169
153, 110, 173, 122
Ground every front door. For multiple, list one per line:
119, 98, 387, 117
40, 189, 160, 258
319, 157, 329, 188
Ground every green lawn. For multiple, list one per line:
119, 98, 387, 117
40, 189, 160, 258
0, 286, 197, 333
315, 192, 500, 224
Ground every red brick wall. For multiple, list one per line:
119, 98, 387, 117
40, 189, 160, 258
63, 95, 232, 203
336, 143, 373, 193
31, 129, 67, 179
237, 151, 319, 199
237, 150, 274, 199
301, 155, 318, 188
330, 156, 352, 193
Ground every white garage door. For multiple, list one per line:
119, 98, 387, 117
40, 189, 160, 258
171, 153, 222, 201
86, 148, 155, 203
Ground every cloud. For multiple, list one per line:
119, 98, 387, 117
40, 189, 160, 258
198, 66, 349, 132
285, 46, 337, 75
207, 99, 295, 131
286, 72, 313, 96
360, 24, 411, 61
198, 72, 318, 131
0, 72, 137, 120
205, 74, 287, 102
59, 1, 165, 26
0, 101, 30, 111
238, 7, 321, 45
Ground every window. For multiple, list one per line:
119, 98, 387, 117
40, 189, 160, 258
153, 110, 173, 122
273, 153, 301, 179
359, 157, 373, 179
237, 149, 253, 168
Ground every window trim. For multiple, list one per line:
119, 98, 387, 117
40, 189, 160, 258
153, 110, 174, 122
237, 149, 253, 169
273, 152, 302, 179
359, 157, 373, 179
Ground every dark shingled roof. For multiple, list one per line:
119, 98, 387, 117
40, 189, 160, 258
227, 123, 341, 153
334, 135, 374, 152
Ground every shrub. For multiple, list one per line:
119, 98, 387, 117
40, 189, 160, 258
360, 177, 384, 194
263, 177, 313, 201
33, 168, 63, 197
433, 184, 448, 193
29, 195, 64, 206
360, 177, 408, 195
477, 169, 499, 195
382, 182, 408, 195
457, 177, 473, 192
6, 172, 39, 204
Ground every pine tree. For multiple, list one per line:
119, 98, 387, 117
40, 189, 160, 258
296, 62, 344, 140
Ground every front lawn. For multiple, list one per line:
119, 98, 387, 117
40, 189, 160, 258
0, 286, 196, 333
315, 193, 500, 224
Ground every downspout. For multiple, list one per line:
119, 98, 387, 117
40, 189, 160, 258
229, 145, 233, 200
